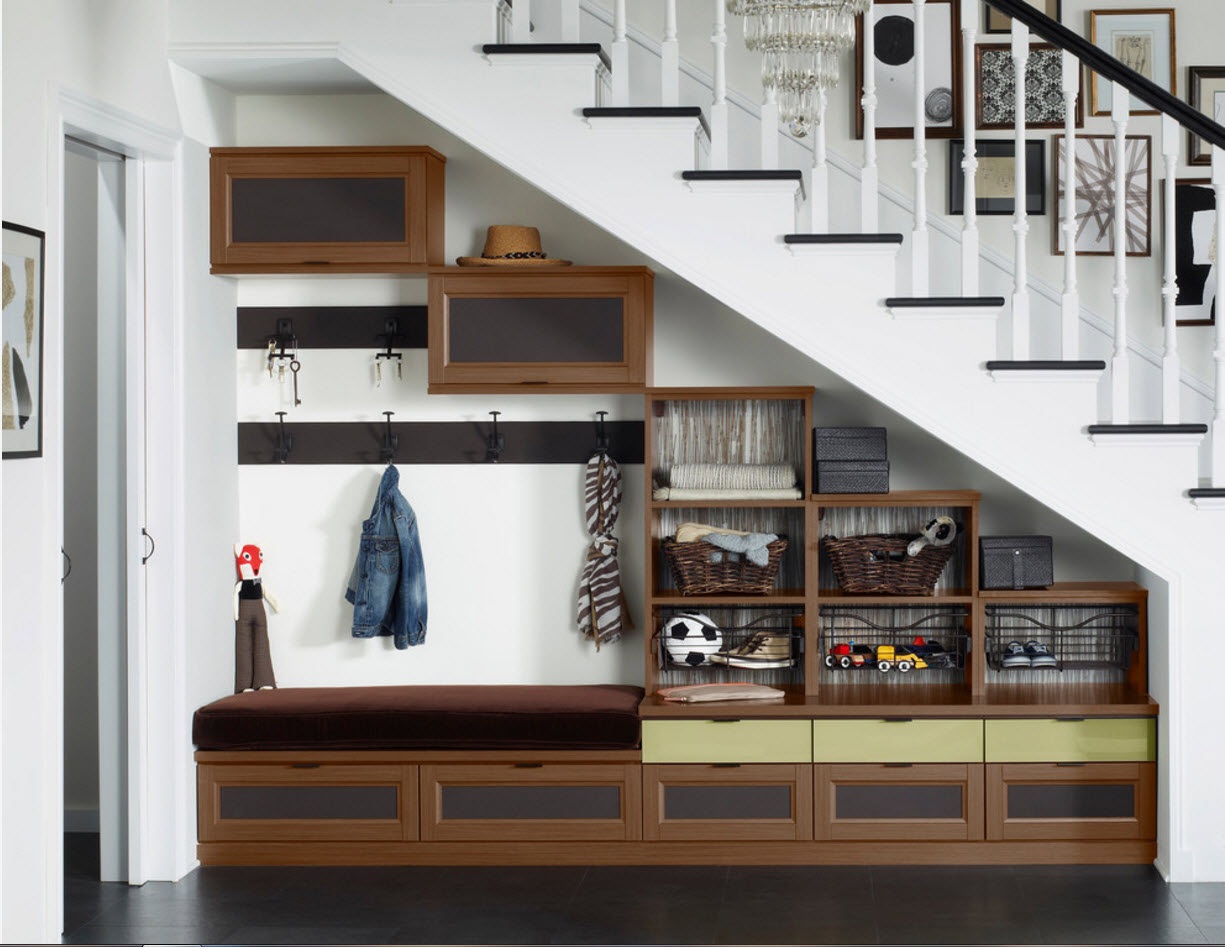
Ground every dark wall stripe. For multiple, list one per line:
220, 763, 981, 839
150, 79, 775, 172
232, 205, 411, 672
236, 306, 428, 350
238, 420, 645, 465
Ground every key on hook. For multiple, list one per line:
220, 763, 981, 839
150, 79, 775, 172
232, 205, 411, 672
290, 359, 302, 406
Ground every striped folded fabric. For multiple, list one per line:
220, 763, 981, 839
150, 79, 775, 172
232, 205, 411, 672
669, 463, 796, 491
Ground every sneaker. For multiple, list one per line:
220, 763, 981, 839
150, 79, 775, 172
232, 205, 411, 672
1001, 640, 1031, 668
714, 632, 794, 669
1024, 640, 1057, 668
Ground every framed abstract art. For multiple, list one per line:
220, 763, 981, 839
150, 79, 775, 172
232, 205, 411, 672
2, 221, 45, 459
984, 0, 1061, 34
949, 139, 1046, 216
1052, 134, 1152, 256
975, 43, 1084, 130
1187, 66, 1225, 166
1168, 178, 1216, 325
1089, 9, 1176, 116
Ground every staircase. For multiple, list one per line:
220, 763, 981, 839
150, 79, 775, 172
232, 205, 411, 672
169, 0, 1225, 880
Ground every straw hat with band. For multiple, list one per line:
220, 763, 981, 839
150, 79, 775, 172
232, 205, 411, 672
456, 225, 572, 266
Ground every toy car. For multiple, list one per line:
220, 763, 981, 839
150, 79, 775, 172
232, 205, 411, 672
875, 644, 928, 673
825, 642, 876, 669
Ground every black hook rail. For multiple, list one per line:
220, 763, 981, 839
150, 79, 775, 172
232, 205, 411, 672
486, 411, 505, 463
380, 411, 399, 465
274, 410, 294, 464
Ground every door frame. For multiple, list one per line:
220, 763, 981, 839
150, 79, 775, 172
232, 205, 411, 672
45, 88, 184, 931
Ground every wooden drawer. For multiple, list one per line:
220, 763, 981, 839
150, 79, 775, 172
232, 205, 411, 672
814, 764, 984, 841
985, 718, 1155, 762
986, 762, 1156, 841
812, 719, 983, 763
197, 763, 415, 842
419, 763, 641, 842
643, 764, 813, 841
641, 719, 812, 764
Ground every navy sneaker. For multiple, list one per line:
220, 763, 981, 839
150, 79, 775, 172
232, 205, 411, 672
1024, 640, 1057, 668
1001, 640, 1030, 668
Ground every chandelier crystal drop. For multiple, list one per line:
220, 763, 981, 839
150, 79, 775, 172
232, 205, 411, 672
728, 0, 872, 137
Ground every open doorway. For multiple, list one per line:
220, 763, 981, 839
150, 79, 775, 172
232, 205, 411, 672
62, 136, 129, 886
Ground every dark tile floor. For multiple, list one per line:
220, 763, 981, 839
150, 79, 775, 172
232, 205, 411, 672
62, 833, 1225, 945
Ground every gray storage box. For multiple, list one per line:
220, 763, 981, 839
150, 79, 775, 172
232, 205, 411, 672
813, 427, 888, 462
979, 535, 1054, 589
816, 460, 890, 494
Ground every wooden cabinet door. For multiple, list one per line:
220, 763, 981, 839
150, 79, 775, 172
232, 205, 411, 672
986, 762, 1156, 840
814, 763, 985, 841
644, 764, 814, 841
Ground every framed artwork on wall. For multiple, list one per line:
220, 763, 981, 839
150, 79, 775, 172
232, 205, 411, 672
1187, 66, 1225, 166
855, 0, 962, 140
1167, 178, 1216, 326
976, 43, 1084, 130
949, 139, 1046, 216
984, 0, 1062, 34
1053, 134, 1152, 256
1089, 9, 1176, 116
2, 222, 45, 459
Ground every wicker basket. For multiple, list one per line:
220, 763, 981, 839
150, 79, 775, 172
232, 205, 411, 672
823, 534, 955, 595
662, 536, 788, 595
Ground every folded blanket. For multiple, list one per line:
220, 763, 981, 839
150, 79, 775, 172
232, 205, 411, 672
657, 682, 786, 703
675, 522, 750, 543
653, 486, 803, 501
704, 530, 779, 566
670, 463, 796, 491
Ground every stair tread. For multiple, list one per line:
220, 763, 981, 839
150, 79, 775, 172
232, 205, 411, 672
482, 43, 610, 68
1088, 423, 1209, 434
582, 107, 703, 118
785, 233, 904, 244
1188, 487, 1225, 497
682, 169, 803, 181
886, 296, 1007, 307
986, 360, 1107, 370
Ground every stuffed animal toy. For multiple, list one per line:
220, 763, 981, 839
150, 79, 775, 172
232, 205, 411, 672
233, 542, 280, 693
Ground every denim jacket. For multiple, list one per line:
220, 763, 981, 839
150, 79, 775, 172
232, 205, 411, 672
345, 465, 427, 649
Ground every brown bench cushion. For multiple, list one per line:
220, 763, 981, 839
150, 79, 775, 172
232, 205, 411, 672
192, 684, 645, 751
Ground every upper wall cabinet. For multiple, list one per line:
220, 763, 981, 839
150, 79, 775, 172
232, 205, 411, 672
427, 267, 654, 393
209, 146, 446, 274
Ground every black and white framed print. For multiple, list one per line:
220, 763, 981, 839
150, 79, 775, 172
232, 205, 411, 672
1089, 9, 1176, 116
1187, 66, 1225, 166
2, 221, 45, 459
855, 0, 962, 139
984, 0, 1062, 34
975, 43, 1084, 130
1053, 134, 1152, 256
1169, 178, 1216, 325
949, 139, 1046, 216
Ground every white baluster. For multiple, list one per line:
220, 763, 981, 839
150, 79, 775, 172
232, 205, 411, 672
661, 0, 679, 107
512, 0, 531, 43
761, 87, 780, 170
861, 3, 879, 233
1010, 21, 1030, 359
1110, 81, 1131, 423
560, 0, 580, 43
1212, 147, 1225, 485
959, 0, 979, 295
709, 0, 729, 170
911, 0, 929, 295
610, 0, 629, 106
1161, 114, 1182, 423
1060, 50, 1080, 358
812, 90, 830, 233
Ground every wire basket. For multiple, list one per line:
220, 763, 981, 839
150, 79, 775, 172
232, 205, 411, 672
822, 534, 956, 595
662, 536, 788, 595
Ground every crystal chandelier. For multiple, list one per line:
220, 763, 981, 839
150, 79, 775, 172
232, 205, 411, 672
729, 0, 871, 137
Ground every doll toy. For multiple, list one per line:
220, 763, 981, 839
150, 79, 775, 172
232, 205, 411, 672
233, 542, 280, 692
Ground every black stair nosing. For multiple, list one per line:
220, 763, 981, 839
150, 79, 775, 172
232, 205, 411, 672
784, 233, 904, 245
1188, 487, 1225, 498
885, 296, 1007, 308
482, 43, 611, 69
986, 360, 1107, 371
582, 106, 703, 119
681, 169, 804, 182
1087, 423, 1209, 435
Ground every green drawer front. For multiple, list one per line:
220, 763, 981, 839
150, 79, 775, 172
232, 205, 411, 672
985, 718, 1156, 762
812, 719, 984, 763
641, 720, 812, 763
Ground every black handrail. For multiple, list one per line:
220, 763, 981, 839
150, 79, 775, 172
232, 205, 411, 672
985, 0, 1225, 154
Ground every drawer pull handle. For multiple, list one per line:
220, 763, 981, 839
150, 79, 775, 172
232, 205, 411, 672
1055, 717, 1087, 722
883, 762, 914, 768
513, 763, 544, 769
290, 763, 322, 769
1055, 762, 1087, 767
712, 763, 742, 769
710, 719, 742, 724
882, 718, 913, 723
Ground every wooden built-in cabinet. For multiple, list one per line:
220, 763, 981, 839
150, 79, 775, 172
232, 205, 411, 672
209, 146, 446, 273
428, 267, 653, 393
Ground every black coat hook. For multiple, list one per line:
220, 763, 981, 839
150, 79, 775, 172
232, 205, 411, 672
486, 411, 505, 463
595, 410, 610, 454
380, 411, 399, 465
274, 410, 294, 464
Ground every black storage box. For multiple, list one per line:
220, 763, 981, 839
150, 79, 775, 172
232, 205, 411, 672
813, 426, 888, 462
979, 535, 1054, 589
816, 460, 890, 494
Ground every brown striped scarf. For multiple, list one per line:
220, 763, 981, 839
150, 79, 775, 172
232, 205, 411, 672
577, 452, 627, 649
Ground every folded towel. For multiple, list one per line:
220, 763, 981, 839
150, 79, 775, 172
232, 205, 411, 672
675, 522, 751, 544
657, 683, 786, 703
670, 463, 796, 491
653, 486, 803, 501
703, 530, 779, 566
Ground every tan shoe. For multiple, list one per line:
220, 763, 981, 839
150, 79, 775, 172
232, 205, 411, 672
713, 632, 793, 669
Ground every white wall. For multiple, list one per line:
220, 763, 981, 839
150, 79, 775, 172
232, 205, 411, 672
224, 92, 1135, 694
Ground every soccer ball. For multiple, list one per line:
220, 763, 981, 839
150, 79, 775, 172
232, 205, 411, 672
662, 612, 722, 667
